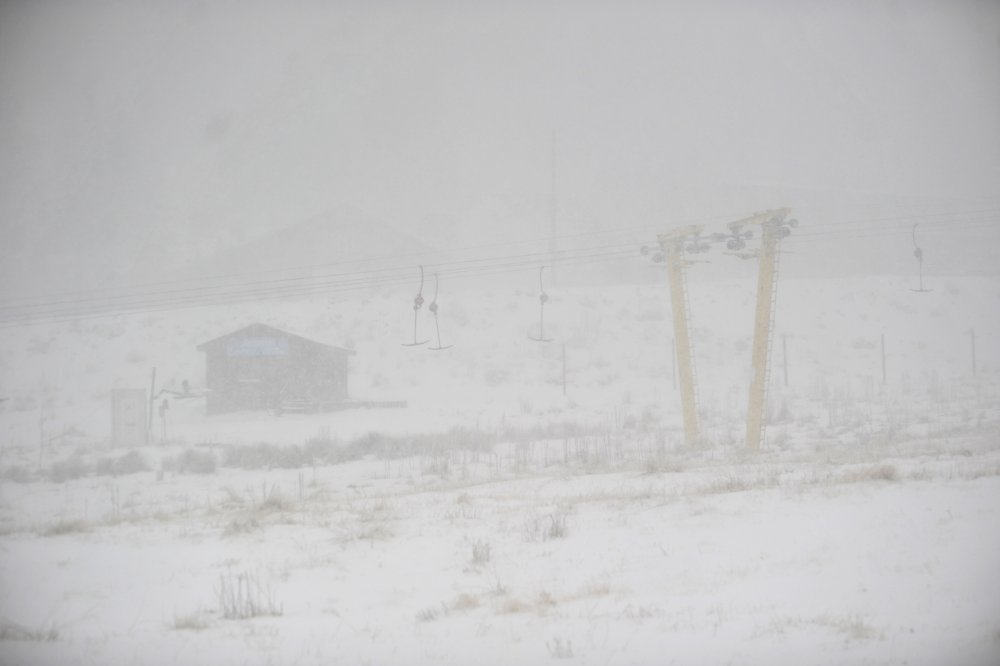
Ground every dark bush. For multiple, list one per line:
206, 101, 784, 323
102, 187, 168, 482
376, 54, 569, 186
48, 456, 90, 483
1, 465, 34, 483
164, 449, 217, 475
95, 450, 149, 477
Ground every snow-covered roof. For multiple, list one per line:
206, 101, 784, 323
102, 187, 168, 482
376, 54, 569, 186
196, 323, 355, 355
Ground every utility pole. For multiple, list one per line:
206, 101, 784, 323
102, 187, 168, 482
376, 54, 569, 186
737, 209, 795, 451
561, 343, 567, 397
148, 367, 157, 440
656, 225, 704, 447
969, 328, 977, 377
880, 333, 886, 385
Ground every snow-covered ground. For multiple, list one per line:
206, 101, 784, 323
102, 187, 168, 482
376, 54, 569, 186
1, 273, 999, 665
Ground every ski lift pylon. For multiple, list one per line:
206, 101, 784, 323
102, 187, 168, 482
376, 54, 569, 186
427, 273, 453, 351
529, 266, 554, 342
402, 265, 431, 346
911, 224, 932, 293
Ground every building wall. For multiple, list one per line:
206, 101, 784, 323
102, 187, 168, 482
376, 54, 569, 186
203, 332, 349, 414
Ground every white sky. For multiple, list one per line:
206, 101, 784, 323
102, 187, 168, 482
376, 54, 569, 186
1, 0, 997, 295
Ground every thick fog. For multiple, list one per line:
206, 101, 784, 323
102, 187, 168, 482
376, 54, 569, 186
2, 4, 1000, 665
1, 0, 997, 296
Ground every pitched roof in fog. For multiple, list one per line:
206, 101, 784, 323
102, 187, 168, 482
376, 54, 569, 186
196, 322, 355, 355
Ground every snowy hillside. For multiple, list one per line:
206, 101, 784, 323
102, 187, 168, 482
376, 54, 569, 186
1, 272, 996, 445
0, 272, 998, 665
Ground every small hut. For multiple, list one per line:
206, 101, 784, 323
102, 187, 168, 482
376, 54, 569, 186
197, 323, 354, 414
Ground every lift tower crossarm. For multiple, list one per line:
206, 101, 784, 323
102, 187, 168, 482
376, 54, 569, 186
741, 208, 793, 451
657, 224, 704, 448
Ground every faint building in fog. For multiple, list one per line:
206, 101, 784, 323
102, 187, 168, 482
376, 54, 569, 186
197, 323, 354, 414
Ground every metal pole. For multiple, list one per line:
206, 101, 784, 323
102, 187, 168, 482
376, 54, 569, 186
970, 328, 977, 377
880, 333, 886, 384
562, 343, 567, 397
148, 367, 156, 445
549, 130, 557, 287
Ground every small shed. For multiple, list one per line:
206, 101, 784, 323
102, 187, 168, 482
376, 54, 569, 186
111, 388, 148, 447
197, 323, 354, 414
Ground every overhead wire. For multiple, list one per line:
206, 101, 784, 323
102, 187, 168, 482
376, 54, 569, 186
1, 205, 996, 327
0, 247, 636, 327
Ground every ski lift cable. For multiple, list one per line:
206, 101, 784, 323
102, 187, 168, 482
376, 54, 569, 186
2, 207, 996, 324
3, 206, 995, 324
0, 248, 636, 328
4, 202, 994, 308
0, 238, 646, 314
0, 250, 633, 329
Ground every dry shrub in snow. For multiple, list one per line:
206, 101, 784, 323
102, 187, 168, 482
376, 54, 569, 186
0, 465, 33, 483
415, 606, 442, 622
224, 442, 314, 469
47, 456, 90, 483
43, 518, 91, 536
471, 539, 491, 564
171, 613, 211, 631
524, 512, 569, 542
94, 450, 148, 477
546, 636, 574, 659
163, 449, 217, 475
837, 464, 898, 484
217, 570, 282, 620
697, 468, 783, 495
257, 488, 292, 512
451, 593, 480, 611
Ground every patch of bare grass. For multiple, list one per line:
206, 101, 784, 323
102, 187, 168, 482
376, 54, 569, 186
698, 470, 780, 495
814, 614, 882, 641
0, 618, 59, 642
524, 512, 569, 542
835, 464, 898, 484
450, 593, 480, 611
498, 597, 531, 614
171, 612, 211, 631
471, 539, 491, 565
43, 518, 91, 536
163, 449, 217, 475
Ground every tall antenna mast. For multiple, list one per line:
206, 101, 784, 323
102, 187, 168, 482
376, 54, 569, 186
549, 130, 557, 286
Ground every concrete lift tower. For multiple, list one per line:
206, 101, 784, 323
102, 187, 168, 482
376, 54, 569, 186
730, 208, 796, 450
655, 225, 707, 447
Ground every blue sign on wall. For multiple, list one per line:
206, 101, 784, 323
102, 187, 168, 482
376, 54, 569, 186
226, 337, 289, 357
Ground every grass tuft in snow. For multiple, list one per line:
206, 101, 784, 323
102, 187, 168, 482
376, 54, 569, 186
171, 612, 211, 631
524, 512, 569, 542
546, 636, 574, 659
836, 464, 898, 484
471, 539, 491, 565
216, 570, 282, 620
416, 605, 444, 622
43, 518, 91, 536
163, 449, 217, 475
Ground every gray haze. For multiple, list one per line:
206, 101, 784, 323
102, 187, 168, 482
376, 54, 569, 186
1, 0, 998, 297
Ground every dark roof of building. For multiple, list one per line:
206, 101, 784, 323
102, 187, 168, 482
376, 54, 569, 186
196, 323, 355, 355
